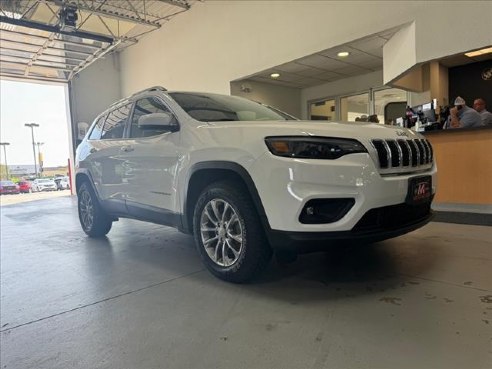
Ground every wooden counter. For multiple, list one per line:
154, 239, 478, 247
424, 126, 492, 206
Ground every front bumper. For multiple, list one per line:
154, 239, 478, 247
40, 187, 57, 191
268, 201, 433, 252
250, 152, 437, 233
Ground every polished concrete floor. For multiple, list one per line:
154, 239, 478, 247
1, 196, 491, 369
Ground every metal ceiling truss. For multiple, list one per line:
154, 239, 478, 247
0, 0, 194, 82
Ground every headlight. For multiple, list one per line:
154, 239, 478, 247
265, 136, 367, 159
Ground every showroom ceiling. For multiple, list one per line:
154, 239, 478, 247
243, 28, 400, 89
0, 0, 196, 83
244, 28, 492, 90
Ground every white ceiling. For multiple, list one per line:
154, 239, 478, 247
241, 29, 492, 89
243, 28, 400, 89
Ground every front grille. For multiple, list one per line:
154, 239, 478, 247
353, 201, 432, 232
371, 138, 433, 169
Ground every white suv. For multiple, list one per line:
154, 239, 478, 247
76, 86, 436, 282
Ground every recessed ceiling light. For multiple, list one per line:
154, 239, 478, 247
337, 51, 350, 58
465, 47, 492, 58
270, 73, 280, 79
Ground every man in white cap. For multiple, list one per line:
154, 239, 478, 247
446, 96, 483, 129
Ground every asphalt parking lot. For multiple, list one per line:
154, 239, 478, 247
0, 190, 72, 206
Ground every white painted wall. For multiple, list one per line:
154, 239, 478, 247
120, 1, 492, 97
70, 53, 121, 130
230, 81, 301, 118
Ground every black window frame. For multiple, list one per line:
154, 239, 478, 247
100, 102, 133, 140
87, 113, 107, 141
128, 95, 179, 139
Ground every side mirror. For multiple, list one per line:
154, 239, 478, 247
138, 112, 178, 131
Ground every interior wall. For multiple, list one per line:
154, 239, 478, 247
119, 1, 492, 97
230, 81, 301, 118
449, 60, 492, 107
69, 53, 121, 144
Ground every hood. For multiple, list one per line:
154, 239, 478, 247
205, 120, 423, 141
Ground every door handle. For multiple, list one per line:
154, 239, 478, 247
121, 145, 134, 152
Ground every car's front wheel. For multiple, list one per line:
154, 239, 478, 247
193, 181, 272, 283
77, 182, 112, 237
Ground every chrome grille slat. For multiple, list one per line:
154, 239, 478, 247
410, 140, 420, 166
371, 138, 433, 171
381, 140, 392, 167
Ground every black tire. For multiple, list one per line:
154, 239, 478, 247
193, 180, 272, 283
77, 182, 112, 237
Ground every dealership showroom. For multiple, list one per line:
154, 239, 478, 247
1, 1, 491, 368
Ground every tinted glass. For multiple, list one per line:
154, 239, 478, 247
101, 103, 132, 140
130, 97, 174, 138
169, 92, 289, 122
89, 114, 106, 140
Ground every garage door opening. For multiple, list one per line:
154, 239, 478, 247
0, 78, 74, 203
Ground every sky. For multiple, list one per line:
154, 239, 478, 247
0, 79, 70, 168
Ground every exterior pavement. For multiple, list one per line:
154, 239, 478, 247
1, 196, 491, 369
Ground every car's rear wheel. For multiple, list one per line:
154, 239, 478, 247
77, 182, 112, 237
193, 181, 272, 283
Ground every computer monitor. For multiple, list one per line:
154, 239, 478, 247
422, 102, 437, 123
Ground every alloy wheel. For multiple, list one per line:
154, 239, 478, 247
79, 190, 94, 230
200, 199, 243, 267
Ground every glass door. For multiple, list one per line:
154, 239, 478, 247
309, 99, 336, 121
340, 93, 369, 122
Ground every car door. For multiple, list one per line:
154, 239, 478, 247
87, 102, 133, 211
120, 95, 180, 216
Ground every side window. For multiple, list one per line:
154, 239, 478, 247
130, 97, 175, 138
88, 114, 106, 140
101, 103, 132, 140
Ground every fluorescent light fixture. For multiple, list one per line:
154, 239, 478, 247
270, 73, 280, 79
465, 47, 492, 58
337, 51, 350, 58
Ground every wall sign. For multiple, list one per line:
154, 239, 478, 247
482, 67, 492, 81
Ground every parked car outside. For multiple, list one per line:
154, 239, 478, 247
16, 180, 32, 193
0, 180, 20, 195
76, 86, 436, 283
32, 178, 57, 192
54, 176, 70, 190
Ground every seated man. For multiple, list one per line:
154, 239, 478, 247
446, 96, 483, 129
473, 98, 492, 125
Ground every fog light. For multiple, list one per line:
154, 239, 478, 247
299, 198, 355, 224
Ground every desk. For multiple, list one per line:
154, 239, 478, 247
424, 126, 492, 207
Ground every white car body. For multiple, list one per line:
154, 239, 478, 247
57, 176, 70, 190
75, 87, 436, 281
32, 178, 57, 192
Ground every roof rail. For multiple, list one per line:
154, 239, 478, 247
107, 86, 168, 110
130, 85, 168, 98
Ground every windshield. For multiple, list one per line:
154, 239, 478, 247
169, 92, 296, 122
0, 181, 14, 186
37, 179, 52, 183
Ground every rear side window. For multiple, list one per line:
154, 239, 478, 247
88, 115, 106, 140
101, 103, 132, 140
130, 97, 175, 138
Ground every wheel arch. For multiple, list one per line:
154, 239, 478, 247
181, 161, 271, 235
75, 169, 101, 201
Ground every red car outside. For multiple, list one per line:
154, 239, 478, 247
17, 181, 32, 193
0, 180, 20, 195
